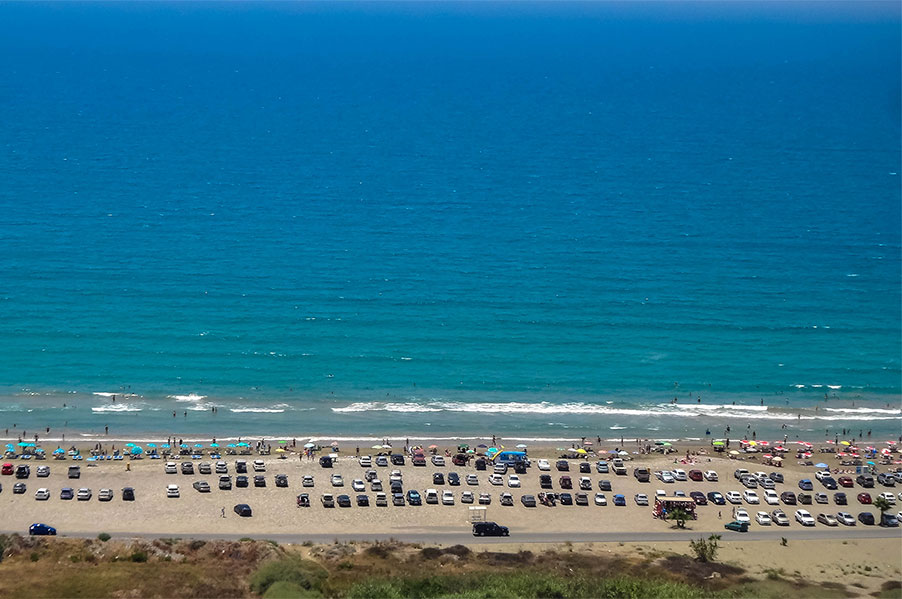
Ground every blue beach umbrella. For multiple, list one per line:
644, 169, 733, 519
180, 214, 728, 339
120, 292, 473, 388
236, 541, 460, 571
53, 448, 65, 454
147, 443, 157, 448
180, 444, 188, 448
161, 444, 170, 449
210, 443, 219, 448
131, 446, 143, 455
126, 443, 135, 447
194, 443, 203, 448
227, 443, 237, 448
237, 442, 249, 447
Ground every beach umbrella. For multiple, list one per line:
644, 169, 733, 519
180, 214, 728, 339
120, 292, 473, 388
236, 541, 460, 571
381, 444, 392, 449
618, 451, 629, 456
466, 449, 475, 454
815, 463, 828, 468
17, 442, 29, 447
866, 461, 875, 465
130, 446, 143, 455
237, 442, 249, 447
576, 448, 587, 454
161, 444, 170, 449
328, 453, 338, 459
840, 441, 851, 446
147, 443, 157, 448
180, 444, 188, 448
193, 443, 202, 448
477, 444, 488, 449
227, 443, 237, 448
53, 448, 64, 454
278, 440, 287, 444
583, 441, 593, 446
772, 456, 783, 462
598, 450, 608, 454
275, 448, 286, 453
210, 443, 219, 448
729, 450, 740, 455
428, 444, 438, 449
758, 441, 769, 446
125, 443, 135, 447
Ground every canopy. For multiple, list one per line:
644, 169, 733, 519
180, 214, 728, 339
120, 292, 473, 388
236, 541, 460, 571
840, 441, 851, 446
772, 456, 783, 461
275, 448, 286, 453
210, 443, 219, 448
575, 448, 587, 454
729, 450, 740, 455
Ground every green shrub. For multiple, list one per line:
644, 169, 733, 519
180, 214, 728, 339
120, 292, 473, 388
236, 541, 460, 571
249, 557, 328, 596
30, 552, 40, 562
129, 550, 148, 563
97, 533, 111, 542
689, 534, 720, 563
262, 580, 321, 599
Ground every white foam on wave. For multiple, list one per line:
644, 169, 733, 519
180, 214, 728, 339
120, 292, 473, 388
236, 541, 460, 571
91, 404, 142, 413
93, 392, 137, 398
824, 407, 901, 415
609, 425, 627, 430
331, 400, 902, 421
168, 394, 207, 402
229, 404, 290, 414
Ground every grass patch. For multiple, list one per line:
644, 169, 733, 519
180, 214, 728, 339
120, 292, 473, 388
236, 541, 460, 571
249, 557, 328, 596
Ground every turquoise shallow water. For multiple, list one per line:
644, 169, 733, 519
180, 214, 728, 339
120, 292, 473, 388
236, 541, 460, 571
0, 3, 899, 441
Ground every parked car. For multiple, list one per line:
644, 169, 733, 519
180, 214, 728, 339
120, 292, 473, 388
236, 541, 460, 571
235, 460, 248, 473
255, 474, 268, 487
275, 474, 288, 488
408, 490, 423, 505
598, 479, 612, 492
690, 491, 708, 505
763, 490, 780, 505
771, 509, 790, 526
331, 474, 344, 487
236, 475, 249, 488
97, 488, 113, 501
122, 487, 135, 500
13, 482, 26, 494
466, 474, 479, 485
794, 509, 815, 526
724, 521, 748, 532
742, 490, 760, 504
798, 493, 812, 505
594, 493, 607, 506
521, 494, 536, 507
442, 490, 455, 505
215, 462, 228, 474
781, 491, 797, 505
613, 494, 626, 506
302, 475, 314, 487
703, 470, 719, 482
755, 511, 772, 525
321, 493, 335, 507
635, 493, 649, 506
836, 512, 856, 526
36, 466, 50, 478
725, 491, 742, 504
198, 462, 212, 474
558, 493, 572, 506
837, 476, 853, 488
181, 462, 194, 475
34, 488, 50, 500
461, 491, 475, 504
448, 472, 461, 486
798, 479, 813, 491
858, 512, 875, 525
734, 508, 750, 523
537, 459, 551, 471
193, 481, 211, 493
834, 492, 847, 505
688, 469, 703, 482
858, 493, 872, 504
337, 495, 352, 507
1, 463, 13, 475
431, 455, 445, 467
60, 487, 74, 500
375, 492, 388, 506
856, 475, 874, 488
596, 461, 609, 474
166, 484, 180, 498
356, 494, 369, 507
219, 475, 232, 490
392, 493, 405, 506
707, 491, 726, 505
234, 504, 252, 517
478, 492, 491, 505
68, 466, 80, 479
817, 513, 838, 526
508, 475, 522, 488
814, 492, 828, 504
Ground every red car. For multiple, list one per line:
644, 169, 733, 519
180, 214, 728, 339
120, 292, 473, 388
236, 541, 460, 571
1, 463, 13, 476
688, 470, 703, 482
559, 476, 573, 489
857, 492, 872, 504
838, 476, 854, 488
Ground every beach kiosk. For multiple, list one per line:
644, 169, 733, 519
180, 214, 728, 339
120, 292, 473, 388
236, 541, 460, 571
653, 496, 697, 521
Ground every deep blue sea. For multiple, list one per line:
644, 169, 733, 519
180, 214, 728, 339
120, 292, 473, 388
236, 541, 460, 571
0, 2, 899, 442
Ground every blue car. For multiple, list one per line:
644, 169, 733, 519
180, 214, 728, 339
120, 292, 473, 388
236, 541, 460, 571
613, 494, 626, 506
29, 523, 56, 536
798, 479, 813, 491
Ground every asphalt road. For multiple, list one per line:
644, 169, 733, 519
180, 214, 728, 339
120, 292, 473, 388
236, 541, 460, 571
7, 527, 900, 545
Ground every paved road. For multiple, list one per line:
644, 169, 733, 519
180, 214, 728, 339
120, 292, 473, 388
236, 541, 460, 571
7, 528, 900, 545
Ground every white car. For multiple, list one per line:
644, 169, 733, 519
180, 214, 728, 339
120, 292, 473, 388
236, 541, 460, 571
703, 470, 718, 482
167, 484, 180, 498
671, 469, 687, 481
725, 491, 743, 504
98, 488, 114, 501
389, 470, 403, 482
742, 490, 760, 504
836, 512, 856, 526
165, 462, 177, 474
424, 489, 439, 504
215, 462, 228, 474
461, 491, 474, 504
330, 474, 344, 487
358, 455, 372, 467
734, 508, 750, 523
34, 488, 50, 500
488, 474, 503, 486
655, 489, 666, 498
466, 474, 479, 485
537, 459, 551, 471
36, 465, 50, 477
302, 475, 315, 487
442, 490, 455, 505
878, 492, 897, 505
817, 513, 838, 527
594, 493, 607, 506
763, 490, 780, 505
478, 492, 492, 505
508, 475, 521, 488
253, 460, 266, 472
635, 493, 648, 506
370, 479, 383, 491
755, 511, 772, 525
795, 509, 816, 526
77, 488, 92, 501
352, 479, 365, 492
655, 470, 675, 483
432, 456, 445, 467
815, 470, 829, 482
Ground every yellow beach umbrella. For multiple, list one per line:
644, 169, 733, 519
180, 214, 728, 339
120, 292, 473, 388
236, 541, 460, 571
576, 448, 587, 454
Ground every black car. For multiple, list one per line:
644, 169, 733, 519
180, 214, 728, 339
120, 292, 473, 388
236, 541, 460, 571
780, 491, 797, 505
236, 475, 249, 488
834, 492, 847, 505
575, 492, 589, 506
337, 494, 352, 507
707, 491, 726, 505
235, 461, 248, 473
513, 461, 527, 474
13, 482, 26, 494
798, 493, 812, 505
233, 503, 252, 517
356, 494, 369, 506
406, 490, 422, 505
856, 475, 874, 488
539, 475, 553, 489
556, 460, 570, 472
122, 487, 135, 501
448, 472, 460, 486
254, 475, 266, 487
475, 458, 487, 471
390, 481, 403, 494
390, 454, 406, 466
473, 521, 509, 537
433, 473, 445, 485
181, 462, 194, 475
821, 477, 837, 490
579, 462, 591, 473
319, 456, 334, 468
15, 465, 30, 479
598, 480, 612, 492
275, 474, 288, 488
769, 472, 784, 484
521, 494, 537, 507
858, 512, 875, 525
559, 493, 574, 505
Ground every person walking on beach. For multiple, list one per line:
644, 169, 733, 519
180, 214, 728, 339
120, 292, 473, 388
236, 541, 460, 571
221, 507, 225, 518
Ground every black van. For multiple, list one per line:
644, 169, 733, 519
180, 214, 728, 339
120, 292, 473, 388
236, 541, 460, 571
122, 487, 135, 501
475, 458, 487, 471
472, 521, 509, 537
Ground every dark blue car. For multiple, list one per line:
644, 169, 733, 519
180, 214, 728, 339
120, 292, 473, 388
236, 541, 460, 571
798, 479, 813, 491
613, 494, 626, 506
29, 523, 56, 536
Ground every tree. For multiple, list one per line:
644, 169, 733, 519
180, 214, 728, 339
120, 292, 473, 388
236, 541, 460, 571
689, 534, 721, 563
874, 495, 891, 524
667, 507, 691, 529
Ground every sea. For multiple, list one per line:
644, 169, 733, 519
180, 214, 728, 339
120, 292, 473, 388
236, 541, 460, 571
0, 2, 899, 444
